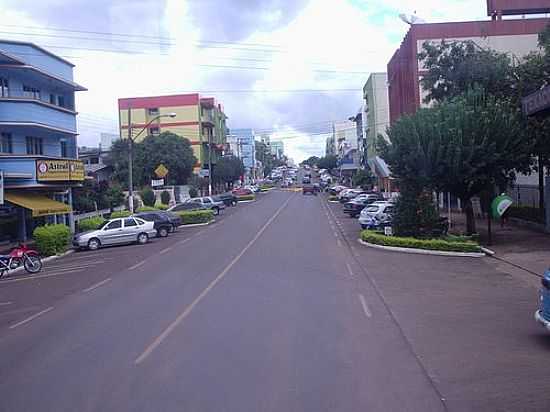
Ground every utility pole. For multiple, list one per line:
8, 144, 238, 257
208, 130, 213, 196
127, 106, 134, 213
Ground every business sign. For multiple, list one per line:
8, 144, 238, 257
36, 159, 85, 181
0, 170, 3, 205
154, 164, 169, 178
151, 179, 164, 187
522, 85, 550, 117
199, 169, 210, 178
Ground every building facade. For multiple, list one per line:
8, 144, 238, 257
333, 120, 359, 183
228, 128, 256, 182
118, 94, 228, 173
388, 17, 550, 123
0, 40, 86, 241
269, 140, 285, 160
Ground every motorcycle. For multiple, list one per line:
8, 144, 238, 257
0, 244, 42, 279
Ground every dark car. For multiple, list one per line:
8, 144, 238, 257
168, 202, 207, 213
215, 193, 237, 207
134, 211, 175, 237
302, 176, 311, 184
302, 184, 317, 195
343, 194, 383, 217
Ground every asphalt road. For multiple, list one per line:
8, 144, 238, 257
0, 184, 549, 411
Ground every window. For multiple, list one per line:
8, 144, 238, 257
149, 127, 160, 136
0, 78, 8, 97
23, 85, 40, 99
49, 94, 56, 105
26, 137, 43, 155
57, 95, 65, 108
135, 218, 146, 225
124, 218, 137, 227
148, 108, 159, 115
60, 140, 68, 158
105, 220, 122, 230
202, 198, 211, 204
0, 133, 12, 153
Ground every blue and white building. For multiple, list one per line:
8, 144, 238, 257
0, 40, 86, 241
228, 128, 256, 182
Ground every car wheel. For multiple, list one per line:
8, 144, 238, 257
361, 225, 367, 229
88, 238, 100, 250
137, 233, 149, 245
158, 227, 169, 238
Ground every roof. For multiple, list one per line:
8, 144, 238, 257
85, 163, 111, 174
0, 39, 75, 67
119, 93, 200, 109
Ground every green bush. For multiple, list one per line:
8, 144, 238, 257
33, 224, 71, 256
77, 217, 105, 232
175, 210, 214, 225
237, 194, 255, 201
136, 206, 159, 212
508, 205, 544, 224
160, 190, 171, 205
189, 187, 199, 198
360, 231, 481, 253
141, 187, 156, 207
155, 203, 169, 210
110, 210, 131, 218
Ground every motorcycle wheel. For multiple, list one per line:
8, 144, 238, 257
24, 255, 42, 274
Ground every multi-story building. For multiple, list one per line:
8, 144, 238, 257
388, 13, 550, 123
0, 40, 86, 241
118, 93, 228, 173
270, 141, 284, 160
79, 146, 112, 184
334, 120, 359, 184
228, 128, 256, 182
325, 134, 336, 157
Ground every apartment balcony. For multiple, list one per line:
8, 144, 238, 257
0, 99, 77, 134
201, 112, 215, 126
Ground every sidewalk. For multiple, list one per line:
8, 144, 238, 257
445, 211, 550, 275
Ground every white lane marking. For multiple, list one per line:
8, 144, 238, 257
0, 270, 86, 284
0, 302, 13, 306
83, 278, 112, 293
159, 247, 173, 255
337, 239, 342, 247
42, 263, 99, 271
135, 194, 293, 365
9, 306, 54, 329
358, 294, 372, 318
346, 263, 354, 278
178, 237, 192, 245
128, 260, 146, 271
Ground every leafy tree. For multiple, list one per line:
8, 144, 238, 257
108, 139, 131, 188
352, 168, 375, 189
317, 155, 338, 170
160, 190, 171, 205
418, 40, 514, 104
141, 187, 156, 207
189, 187, 198, 198
255, 141, 274, 178
213, 155, 244, 189
104, 184, 124, 210
302, 156, 320, 167
393, 186, 441, 238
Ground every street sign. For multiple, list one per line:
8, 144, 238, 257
151, 179, 164, 187
199, 169, 210, 178
154, 164, 169, 178
0, 170, 3, 205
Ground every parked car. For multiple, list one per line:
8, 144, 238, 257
186, 196, 225, 215
215, 193, 238, 207
73, 217, 156, 250
134, 211, 179, 237
535, 269, 550, 330
358, 202, 395, 229
302, 184, 317, 195
168, 202, 208, 213
233, 187, 253, 196
329, 185, 347, 195
339, 189, 366, 203
302, 176, 311, 184
343, 194, 382, 217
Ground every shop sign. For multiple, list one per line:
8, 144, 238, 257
69, 160, 85, 181
36, 159, 85, 181
522, 85, 550, 117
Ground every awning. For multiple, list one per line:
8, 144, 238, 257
5, 192, 71, 217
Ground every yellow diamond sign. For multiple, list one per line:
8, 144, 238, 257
154, 164, 169, 178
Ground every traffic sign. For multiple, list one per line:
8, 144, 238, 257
151, 179, 164, 187
199, 169, 210, 178
154, 164, 169, 178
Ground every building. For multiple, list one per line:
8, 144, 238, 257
270, 140, 284, 159
363, 73, 391, 191
118, 94, 228, 173
325, 134, 336, 157
78, 146, 112, 183
0, 39, 86, 241
388, 16, 550, 123
334, 120, 359, 184
100, 132, 118, 150
228, 128, 256, 182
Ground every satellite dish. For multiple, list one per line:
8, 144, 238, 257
399, 12, 426, 25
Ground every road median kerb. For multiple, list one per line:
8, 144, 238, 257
357, 239, 486, 258
178, 219, 215, 228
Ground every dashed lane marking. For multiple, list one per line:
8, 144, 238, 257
159, 247, 173, 255
9, 306, 54, 329
0, 269, 86, 284
358, 294, 372, 318
83, 278, 112, 293
0, 302, 13, 306
128, 260, 146, 271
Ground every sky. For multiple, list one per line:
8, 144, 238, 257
0, 0, 487, 162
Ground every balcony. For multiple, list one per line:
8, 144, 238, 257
0, 99, 77, 134
201, 112, 214, 126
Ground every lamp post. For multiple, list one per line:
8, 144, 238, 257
127, 111, 176, 213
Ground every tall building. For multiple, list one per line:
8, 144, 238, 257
388, 16, 550, 123
100, 132, 119, 150
270, 141, 284, 159
118, 93, 228, 172
0, 40, 86, 241
228, 128, 256, 182
334, 120, 359, 183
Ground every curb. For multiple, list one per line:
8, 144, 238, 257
480, 246, 495, 256
357, 239, 485, 258
9, 249, 75, 275
178, 220, 215, 228
328, 200, 339, 203
237, 200, 256, 203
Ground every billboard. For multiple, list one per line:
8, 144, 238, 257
36, 159, 85, 181
487, 0, 550, 16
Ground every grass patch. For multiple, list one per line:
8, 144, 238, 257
360, 231, 482, 253
237, 194, 256, 201
110, 210, 131, 218
174, 210, 214, 225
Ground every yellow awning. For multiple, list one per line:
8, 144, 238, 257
5, 192, 72, 217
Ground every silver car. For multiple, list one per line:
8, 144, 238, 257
185, 196, 225, 215
73, 217, 157, 250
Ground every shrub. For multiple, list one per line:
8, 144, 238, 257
33, 224, 71, 256
328, 195, 338, 202
360, 231, 481, 253
141, 187, 156, 207
110, 210, 131, 218
393, 186, 441, 237
175, 210, 214, 225
508, 205, 544, 224
155, 203, 169, 210
160, 190, 171, 205
237, 194, 255, 202
189, 187, 198, 198
77, 217, 104, 232
136, 206, 159, 212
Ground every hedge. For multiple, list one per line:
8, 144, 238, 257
237, 194, 256, 201
155, 203, 169, 210
508, 205, 544, 224
33, 224, 71, 256
328, 195, 338, 202
78, 217, 104, 232
175, 210, 214, 225
360, 231, 482, 253
136, 206, 159, 212
110, 210, 131, 218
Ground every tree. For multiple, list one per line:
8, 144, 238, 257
382, 90, 531, 234
255, 141, 274, 178
418, 40, 515, 105
352, 168, 375, 189
160, 190, 171, 205
318, 155, 338, 170
213, 156, 244, 189
104, 183, 124, 210
302, 156, 320, 167
141, 187, 156, 207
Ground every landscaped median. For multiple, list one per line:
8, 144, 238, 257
236, 194, 256, 202
175, 209, 215, 226
359, 231, 485, 257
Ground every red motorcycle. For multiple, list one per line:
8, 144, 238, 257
0, 244, 42, 278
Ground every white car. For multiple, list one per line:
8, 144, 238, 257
358, 203, 395, 229
73, 217, 157, 250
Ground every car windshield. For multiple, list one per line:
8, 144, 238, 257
365, 206, 379, 213
96, 220, 110, 230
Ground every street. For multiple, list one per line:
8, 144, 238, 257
0, 189, 549, 411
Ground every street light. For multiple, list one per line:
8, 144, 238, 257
127, 112, 177, 213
